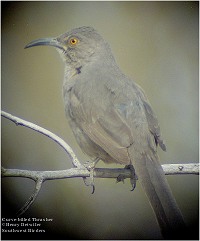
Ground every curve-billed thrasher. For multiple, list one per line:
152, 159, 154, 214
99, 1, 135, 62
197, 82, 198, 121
25, 26, 186, 238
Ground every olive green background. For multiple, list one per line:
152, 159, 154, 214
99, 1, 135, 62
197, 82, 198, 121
2, 1, 199, 239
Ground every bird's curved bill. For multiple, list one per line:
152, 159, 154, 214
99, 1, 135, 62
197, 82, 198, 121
25, 38, 65, 51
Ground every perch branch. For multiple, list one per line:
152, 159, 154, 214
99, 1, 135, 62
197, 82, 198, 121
1, 110, 199, 216
1, 163, 199, 216
2, 163, 199, 182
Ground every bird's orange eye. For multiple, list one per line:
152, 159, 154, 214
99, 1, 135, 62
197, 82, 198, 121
69, 37, 79, 45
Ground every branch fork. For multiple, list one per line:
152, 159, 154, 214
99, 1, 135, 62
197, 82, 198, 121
1, 110, 199, 216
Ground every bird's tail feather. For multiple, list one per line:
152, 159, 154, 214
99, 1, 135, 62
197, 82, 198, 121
129, 148, 186, 238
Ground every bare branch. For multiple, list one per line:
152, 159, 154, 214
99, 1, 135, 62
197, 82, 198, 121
1, 163, 199, 216
2, 163, 199, 181
16, 178, 43, 217
162, 163, 199, 175
1, 110, 199, 216
1, 110, 82, 168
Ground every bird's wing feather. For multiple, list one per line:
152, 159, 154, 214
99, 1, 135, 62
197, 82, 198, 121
133, 83, 166, 151
76, 84, 157, 163
81, 120, 130, 164
70, 74, 165, 164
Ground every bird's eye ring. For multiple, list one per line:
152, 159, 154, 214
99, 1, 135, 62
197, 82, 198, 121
69, 37, 79, 45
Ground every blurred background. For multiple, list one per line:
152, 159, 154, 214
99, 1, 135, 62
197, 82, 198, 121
1, 1, 199, 239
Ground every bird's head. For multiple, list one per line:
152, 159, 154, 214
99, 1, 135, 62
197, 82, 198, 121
25, 26, 107, 67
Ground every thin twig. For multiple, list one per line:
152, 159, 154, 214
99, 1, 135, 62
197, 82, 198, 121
1, 110, 82, 168
16, 178, 43, 217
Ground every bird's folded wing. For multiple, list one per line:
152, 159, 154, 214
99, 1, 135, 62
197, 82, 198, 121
81, 119, 131, 164
134, 83, 166, 151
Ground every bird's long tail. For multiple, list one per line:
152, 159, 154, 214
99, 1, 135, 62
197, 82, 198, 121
129, 148, 186, 238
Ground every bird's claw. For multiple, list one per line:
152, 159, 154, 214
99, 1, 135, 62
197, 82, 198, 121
83, 159, 99, 194
116, 174, 125, 184
116, 164, 137, 191
83, 177, 95, 194
125, 164, 138, 191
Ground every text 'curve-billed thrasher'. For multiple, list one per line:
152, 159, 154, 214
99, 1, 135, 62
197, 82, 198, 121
25, 26, 186, 238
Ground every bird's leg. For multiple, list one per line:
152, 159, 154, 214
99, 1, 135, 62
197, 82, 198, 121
116, 164, 138, 191
83, 158, 100, 194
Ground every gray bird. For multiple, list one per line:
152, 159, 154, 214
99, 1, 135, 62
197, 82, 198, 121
25, 26, 186, 238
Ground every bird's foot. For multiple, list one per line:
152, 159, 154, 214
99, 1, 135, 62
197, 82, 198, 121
116, 165, 138, 191
83, 159, 99, 194
125, 164, 138, 191
116, 174, 125, 184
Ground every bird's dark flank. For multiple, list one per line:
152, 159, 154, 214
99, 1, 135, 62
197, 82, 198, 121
25, 26, 186, 238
